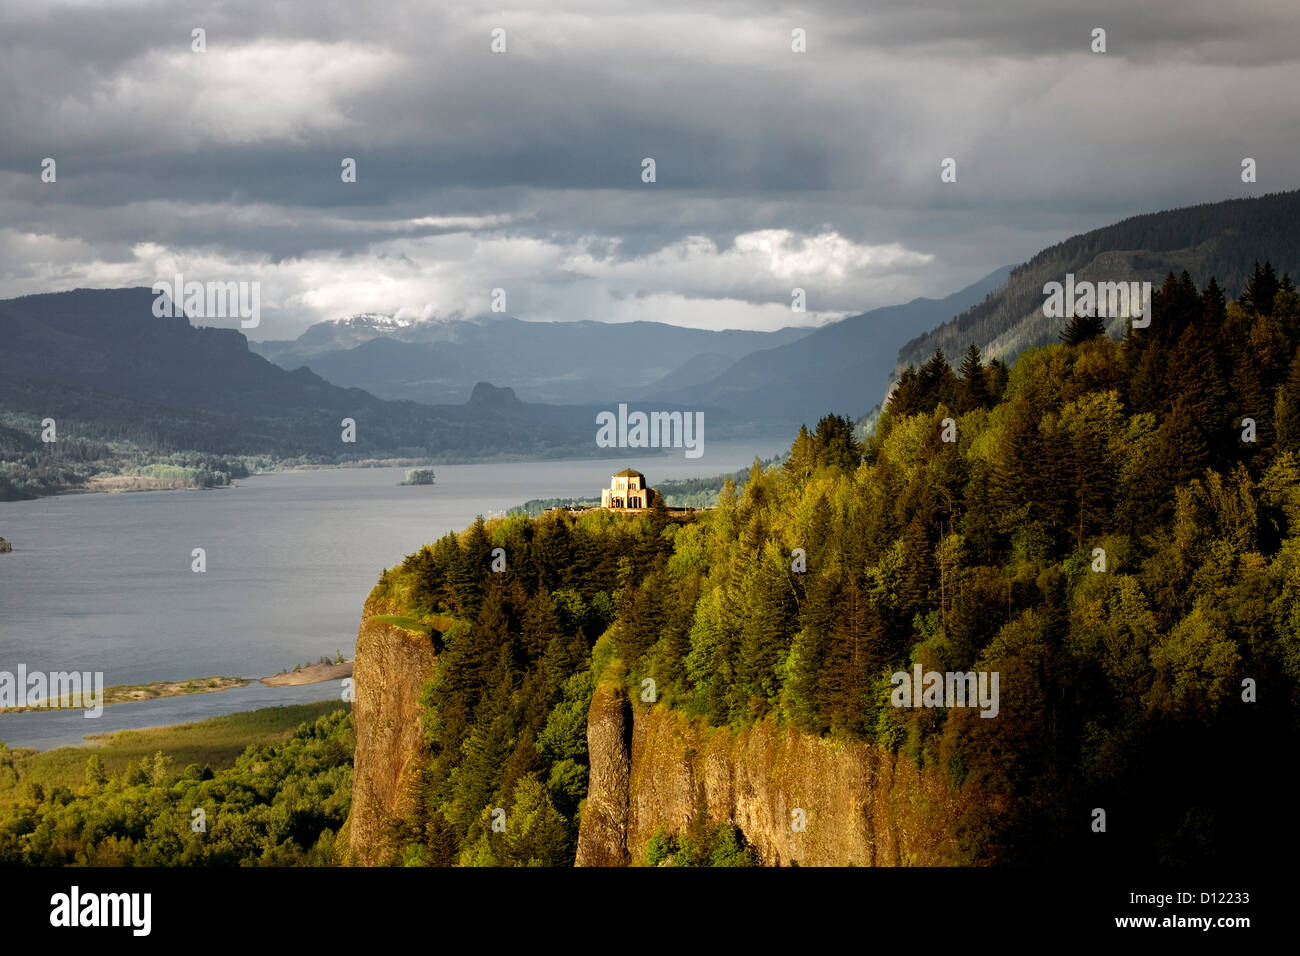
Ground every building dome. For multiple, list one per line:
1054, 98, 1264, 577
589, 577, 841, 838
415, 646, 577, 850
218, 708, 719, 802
602, 468, 651, 509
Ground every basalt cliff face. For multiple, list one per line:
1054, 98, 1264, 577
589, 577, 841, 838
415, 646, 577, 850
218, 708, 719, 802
343, 598, 438, 866
346, 606, 985, 867
576, 682, 985, 866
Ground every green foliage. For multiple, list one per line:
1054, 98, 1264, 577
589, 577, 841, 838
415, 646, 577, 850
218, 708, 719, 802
403, 468, 436, 486
381, 508, 671, 866
0, 707, 353, 865
0, 417, 256, 500
641, 822, 757, 866
360, 265, 1300, 867
572, 268, 1296, 865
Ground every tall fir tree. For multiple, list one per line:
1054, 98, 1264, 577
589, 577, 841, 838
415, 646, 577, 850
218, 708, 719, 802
1060, 311, 1106, 345
959, 342, 991, 411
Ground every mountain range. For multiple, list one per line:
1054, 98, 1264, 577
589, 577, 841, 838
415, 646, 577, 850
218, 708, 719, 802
6, 190, 1298, 479
251, 268, 1012, 426
0, 289, 594, 461
251, 316, 813, 406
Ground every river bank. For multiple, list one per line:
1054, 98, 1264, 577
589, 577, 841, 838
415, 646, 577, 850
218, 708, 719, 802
0, 663, 354, 716
0, 679, 352, 751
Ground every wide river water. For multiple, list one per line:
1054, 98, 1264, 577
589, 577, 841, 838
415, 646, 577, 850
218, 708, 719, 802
0, 440, 785, 749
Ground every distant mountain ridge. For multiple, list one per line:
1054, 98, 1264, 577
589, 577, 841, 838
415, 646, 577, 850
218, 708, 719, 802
251, 269, 1013, 428
641, 266, 1015, 424
0, 288, 597, 462
252, 315, 814, 406
895, 190, 1300, 377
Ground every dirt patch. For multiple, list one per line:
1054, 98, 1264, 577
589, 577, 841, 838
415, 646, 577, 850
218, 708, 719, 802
0, 675, 248, 713
261, 661, 353, 687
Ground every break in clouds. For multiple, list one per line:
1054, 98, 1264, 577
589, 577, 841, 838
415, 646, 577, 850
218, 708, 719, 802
1, 0, 1298, 338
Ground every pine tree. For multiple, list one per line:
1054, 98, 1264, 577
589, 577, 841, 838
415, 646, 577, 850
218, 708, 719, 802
1241, 260, 1280, 316
1061, 311, 1106, 345
898, 515, 935, 615
1230, 355, 1273, 457
1157, 397, 1210, 496
531, 514, 573, 593
1275, 352, 1300, 453
735, 550, 795, 719
784, 425, 816, 484
1202, 277, 1227, 329
1168, 325, 1230, 460
917, 350, 959, 410
818, 576, 883, 736
887, 367, 921, 420
450, 516, 494, 618
958, 342, 990, 411
985, 358, 1010, 401
811, 414, 863, 470
1148, 271, 1203, 350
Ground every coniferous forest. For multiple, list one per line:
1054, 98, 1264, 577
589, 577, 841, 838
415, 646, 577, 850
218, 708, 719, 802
351, 262, 1300, 867
3, 265, 1297, 868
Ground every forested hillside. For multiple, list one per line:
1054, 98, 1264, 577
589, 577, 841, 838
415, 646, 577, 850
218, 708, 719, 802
376, 261, 1300, 866
896, 190, 1300, 376
0, 288, 598, 498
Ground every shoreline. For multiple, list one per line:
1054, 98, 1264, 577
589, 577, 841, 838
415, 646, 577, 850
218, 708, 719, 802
259, 661, 353, 687
0, 663, 353, 715
2, 437, 792, 502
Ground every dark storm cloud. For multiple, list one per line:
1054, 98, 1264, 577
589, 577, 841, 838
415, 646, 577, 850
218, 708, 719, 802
1, 0, 1297, 335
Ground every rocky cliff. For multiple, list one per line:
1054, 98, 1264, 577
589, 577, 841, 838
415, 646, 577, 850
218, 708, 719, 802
346, 605, 988, 867
342, 598, 439, 866
576, 681, 986, 866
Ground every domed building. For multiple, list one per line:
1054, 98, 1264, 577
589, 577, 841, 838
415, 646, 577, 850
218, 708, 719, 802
601, 468, 654, 510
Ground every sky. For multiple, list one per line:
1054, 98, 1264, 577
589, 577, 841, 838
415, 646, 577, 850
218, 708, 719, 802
1, 0, 1297, 340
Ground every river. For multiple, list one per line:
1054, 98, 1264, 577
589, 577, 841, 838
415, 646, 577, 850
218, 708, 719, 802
0, 439, 785, 749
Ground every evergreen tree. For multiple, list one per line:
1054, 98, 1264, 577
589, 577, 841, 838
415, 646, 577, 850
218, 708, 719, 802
784, 425, 816, 484
811, 414, 863, 471
1060, 311, 1106, 345
1230, 355, 1273, 458
1202, 277, 1227, 329
818, 576, 883, 736
1241, 260, 1280, 316
918, 349, 959, 410
958, 342, 990, 411
1275, 352, 1300, 453
985, 358, 1010, 401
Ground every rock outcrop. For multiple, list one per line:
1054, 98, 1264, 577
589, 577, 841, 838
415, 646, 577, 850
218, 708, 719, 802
343, 598, 439, 866
573, 682, 633, 866
0, 536, 10, 553
577, 682, 985, 866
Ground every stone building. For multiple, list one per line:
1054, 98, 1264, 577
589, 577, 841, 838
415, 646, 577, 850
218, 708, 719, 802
601, 468, 653, 510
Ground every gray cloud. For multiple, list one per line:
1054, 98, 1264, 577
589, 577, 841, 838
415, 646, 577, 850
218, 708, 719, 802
2, 0, 1297, 337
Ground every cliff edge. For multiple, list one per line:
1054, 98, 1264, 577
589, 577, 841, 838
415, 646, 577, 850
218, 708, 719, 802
342, 598, 439, 865
577, 681, 984, 866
